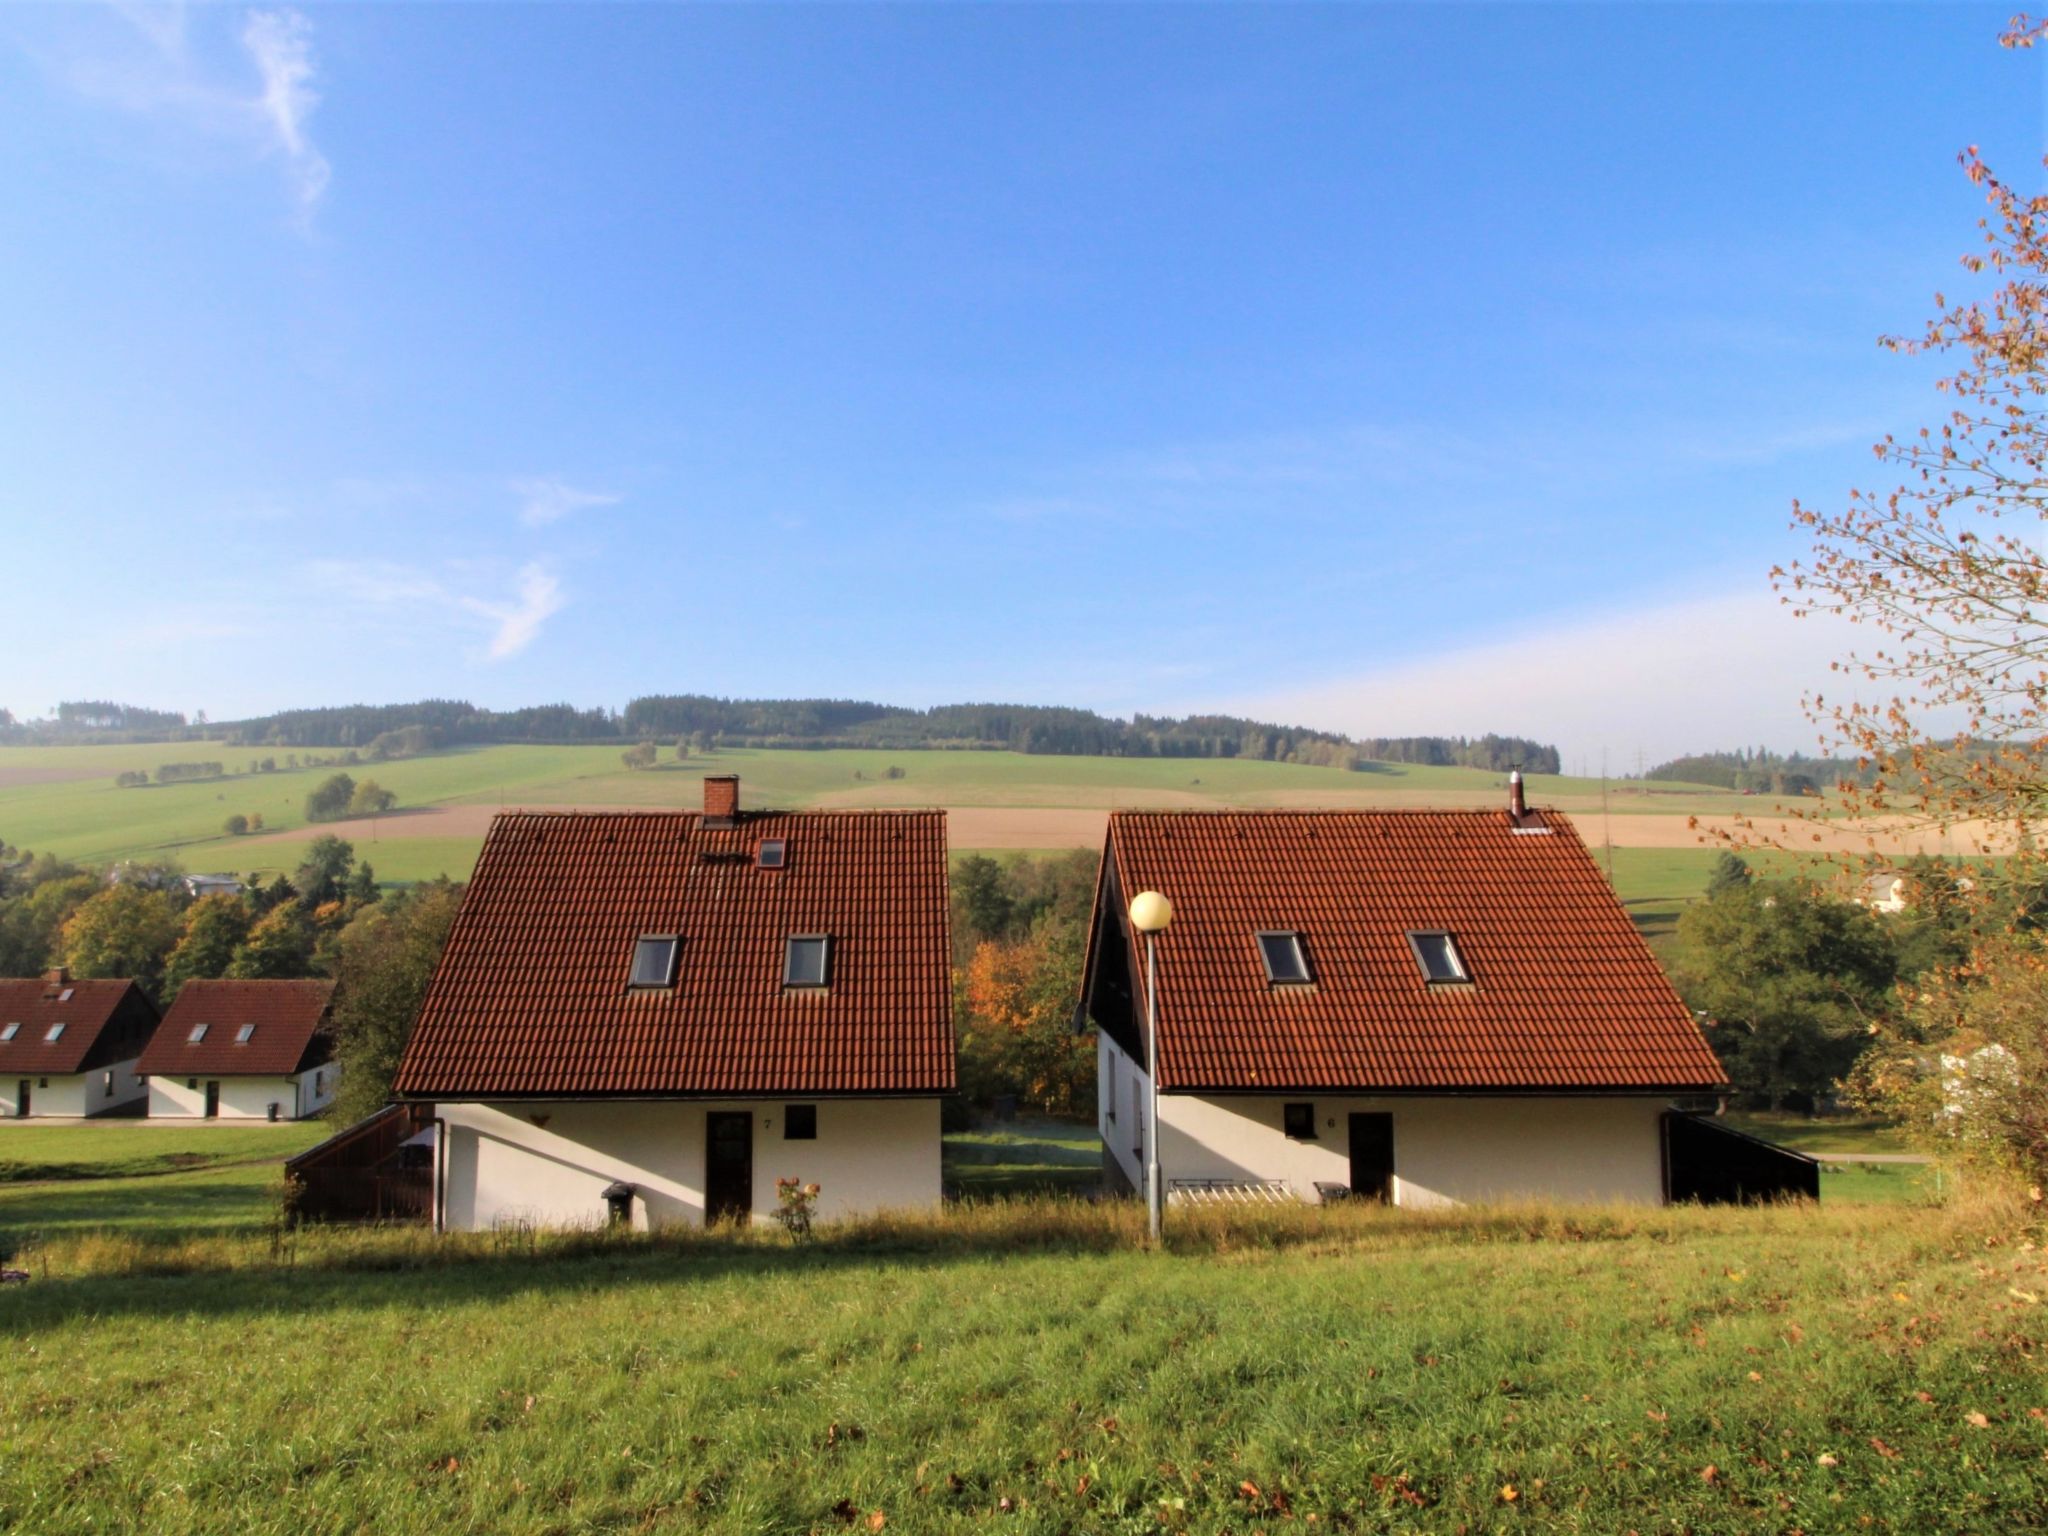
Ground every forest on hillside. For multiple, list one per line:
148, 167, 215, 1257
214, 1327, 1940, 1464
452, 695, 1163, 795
0, 697, 1561, 772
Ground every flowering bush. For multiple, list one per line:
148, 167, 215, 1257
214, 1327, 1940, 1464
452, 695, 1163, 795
773, 1178, 821, 1241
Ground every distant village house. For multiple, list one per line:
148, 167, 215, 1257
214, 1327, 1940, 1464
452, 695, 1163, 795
0, 969, 158, 1118
140, 979, 340, 1120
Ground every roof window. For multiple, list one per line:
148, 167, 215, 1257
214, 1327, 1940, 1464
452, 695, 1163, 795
45, 1023, 66, 1042
757, 839, 787, 869
188, 1023, 210, 1043
1407, 930, 1470, 985
1256, 931, 1312, 985
628, 936, 680, 990
235, 1024, 257, 1044
0, 1023, 16, 1043
784, 935, 832, 988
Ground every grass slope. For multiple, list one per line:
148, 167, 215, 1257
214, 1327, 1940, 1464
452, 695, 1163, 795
0, 1122, 327, 1183
2, 1194, 2043, 1534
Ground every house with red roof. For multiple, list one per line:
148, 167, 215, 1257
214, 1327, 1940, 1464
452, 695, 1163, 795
1077, 777, 1734, 1208
0, 969, 160, 1118
141, 979, 339, 1120
392, 777, 956, 1231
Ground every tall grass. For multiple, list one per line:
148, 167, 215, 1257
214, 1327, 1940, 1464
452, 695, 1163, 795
13, 1179, 2026, 1284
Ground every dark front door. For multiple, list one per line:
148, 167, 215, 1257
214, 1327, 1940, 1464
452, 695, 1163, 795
705, 1111, 753, 1223
204, 1080, 220, 1119
15, 1080, 27, 1118
1348, 1112, 1395, 1203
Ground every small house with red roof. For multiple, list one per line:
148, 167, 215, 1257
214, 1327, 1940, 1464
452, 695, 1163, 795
0, 969, 160, 1118
141, 979, 339, 1120
392, 776, 956, 1231
1077, 778, 1733, 1208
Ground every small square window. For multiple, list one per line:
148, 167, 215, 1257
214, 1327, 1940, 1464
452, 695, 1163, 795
784, 1104, 818, 1140
1407, 930, 1469, 984
44, 1023, 65, 1042
235, 1024, 256, 1044
757, 839, 787, 869
1257, 931, 1312, 985
784, 935, 831, 988
58, 988, 73, 1002
186, 1078, 198, 1090
188, 1023, 209, 1043
628, 935, 680, 989
0, 1023, 17, 1043
1283, 1102, 1318, 1140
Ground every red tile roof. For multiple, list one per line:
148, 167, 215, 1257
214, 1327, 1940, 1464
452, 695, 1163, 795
0, 975, 159, 1076
140, 979, 336, 1077
393, 810, 955, 1098
1094, 808, 1726, 1093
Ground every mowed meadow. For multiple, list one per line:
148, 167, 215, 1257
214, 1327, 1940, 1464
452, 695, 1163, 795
0, 740, 1797, 909
0, 1123, 2043, 1535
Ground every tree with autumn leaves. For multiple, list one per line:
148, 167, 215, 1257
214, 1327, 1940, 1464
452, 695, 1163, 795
951, 852, 1097, 1117
1776, 17, 2048, 1174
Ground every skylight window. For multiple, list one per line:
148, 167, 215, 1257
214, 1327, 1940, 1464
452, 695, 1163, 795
0, 1024, 17, 1043
45, 1023, 66, 1042
1407, 930, 1470, 985
1256, 931, 1312, 985
757, 839, 787, 869
628, 936, 680, 990
784, 935, 832, 988
235, 1024, 257, 1044
188, 1023, 209, 1043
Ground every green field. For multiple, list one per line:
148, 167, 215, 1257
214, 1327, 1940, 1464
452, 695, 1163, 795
0, 740, 1772, 908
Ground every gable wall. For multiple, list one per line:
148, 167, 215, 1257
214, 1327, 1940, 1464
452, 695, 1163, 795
438, 1097, 942, 1232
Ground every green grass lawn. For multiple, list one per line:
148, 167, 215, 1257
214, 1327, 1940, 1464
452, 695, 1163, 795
0, 1161, 292, 1244
1, 1191, 2043, 1534
944, 1118, 1102, 1198
0, 1121, 328, 1183
1722, 1112, 1916, 1158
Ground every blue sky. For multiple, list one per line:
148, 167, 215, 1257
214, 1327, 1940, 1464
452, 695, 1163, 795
0, 2, 2038, 763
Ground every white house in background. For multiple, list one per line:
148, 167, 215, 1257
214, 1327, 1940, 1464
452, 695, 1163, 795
391, 775, 956, 1232
140, 979, 339, 1120
182, 874, 246, 901
1076, 777, 1733, 1209
0, 969, 159, 1118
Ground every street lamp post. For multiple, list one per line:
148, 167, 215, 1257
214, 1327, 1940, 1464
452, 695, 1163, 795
1128, 889, 1173, 1243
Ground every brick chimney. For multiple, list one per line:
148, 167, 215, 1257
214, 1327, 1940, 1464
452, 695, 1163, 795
43, 965, 70, 986
703, 774, 740, 828
1508, 769, 1527, 822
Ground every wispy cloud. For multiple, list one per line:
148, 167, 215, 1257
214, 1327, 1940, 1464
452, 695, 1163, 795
462, 564, 566, 659
511, 477, 623, 528
240, 10, 328, 219
32, 5, 331, 226
305, 559, 567, 662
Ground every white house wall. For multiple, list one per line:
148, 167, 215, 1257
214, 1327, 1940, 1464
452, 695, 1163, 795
438, 1098, 943, 1232
3, 1057, 145, 1118
1160, 1091, 1668, 1208
147, 1065, 338, 1120
1098, 1032, 1669, 1207
1097, 1032, 1152, 1195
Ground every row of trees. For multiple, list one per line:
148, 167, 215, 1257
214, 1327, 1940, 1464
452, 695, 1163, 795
0, 837, 459, 1126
